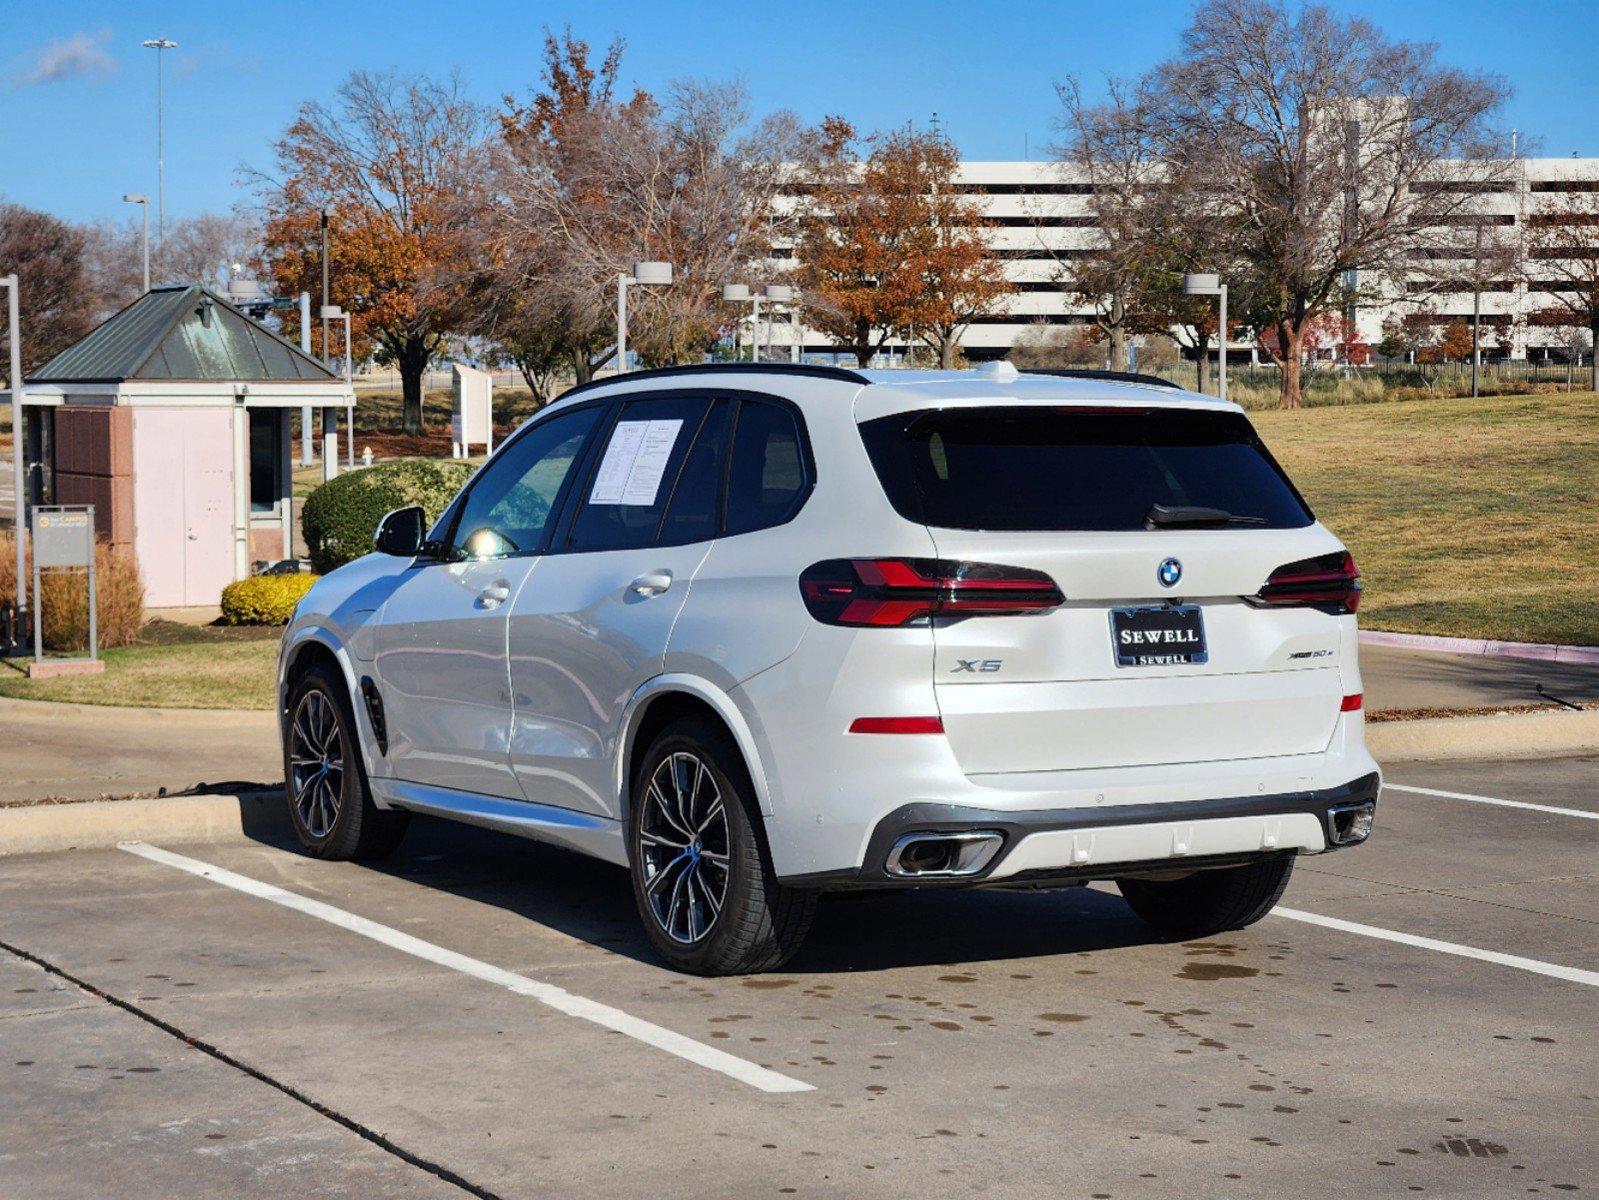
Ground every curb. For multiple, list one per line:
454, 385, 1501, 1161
0, 791, 286, 857
1366, 708, 1599, 763
1360, 629, 1599, 667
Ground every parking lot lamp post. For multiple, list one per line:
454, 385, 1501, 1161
3, 274, 25, 647
322, 305, 355, 468
721, 283, 750, 360
616, 262, 674, 374
140, 39, 177, 248
1182, 272, 1228, 401
122, 194, 150, 293
763, 285, 799, 363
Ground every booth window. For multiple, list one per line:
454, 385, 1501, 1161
249, 410, 282, 515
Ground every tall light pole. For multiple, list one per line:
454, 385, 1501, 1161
141, 38, 177, 252
763, 285, 800, 363
3, 275, 26, 648
322, 305, 355, 468
121, 194, 150, 293
616, 262, 673, 374
1182, 272, 1228, 402
721, 284, 750, 360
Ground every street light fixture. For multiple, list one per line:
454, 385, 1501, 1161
321, 304, 356, 470
616, 261, 673, 374
1182, 272, 1228, 402
762, 285, 801, 364
2, 274, 26, 649
122, 194, 150, 293
141, 38, 177, 250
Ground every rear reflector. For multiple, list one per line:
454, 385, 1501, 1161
848, 716, 945, 735
800, 558, 1063, 627
1341, 693, 1364, 712
1251, 550, 1362, 614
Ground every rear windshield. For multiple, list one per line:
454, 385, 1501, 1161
859, 406, 1313, 532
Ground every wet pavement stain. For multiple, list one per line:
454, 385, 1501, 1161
1037, 1012, 1090, 1023
930, 1020, 963, 1031
741, 979, 796, 990
1434, 1136, 1509, 1158
1177, 963, 1260, 981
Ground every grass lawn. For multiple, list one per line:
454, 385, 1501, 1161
1253, 390, 1599, 646
0, 621, 279, 709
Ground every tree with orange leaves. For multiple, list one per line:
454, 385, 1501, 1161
253, 71, 488, 433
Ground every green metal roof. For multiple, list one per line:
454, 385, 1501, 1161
29, 285, 340, 385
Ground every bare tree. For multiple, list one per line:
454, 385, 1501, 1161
1524, 187, 1599, 393
82, 211, 262, 317
0, 203, 95, 377
1050, 78, 1175, 371
1143, 0, 1513, 406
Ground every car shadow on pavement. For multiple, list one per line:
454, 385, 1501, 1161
317, 814, 1167, 976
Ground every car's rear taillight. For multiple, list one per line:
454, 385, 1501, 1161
1250, 550, 1362, 614
799, 558, 1063, 627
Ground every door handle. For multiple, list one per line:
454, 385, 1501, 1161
629, 570, 673, 597
478, 582, 511, 608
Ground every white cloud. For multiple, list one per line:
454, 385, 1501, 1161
18, 30, 116, 87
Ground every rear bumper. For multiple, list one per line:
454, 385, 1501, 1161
781, 771, 1379, 889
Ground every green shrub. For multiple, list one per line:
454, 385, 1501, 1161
301, 458, 476, 574
220, 573, 320, 625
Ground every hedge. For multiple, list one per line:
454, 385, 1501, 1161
301, 459, 476, 574
220, 573, 320, 625
0, 534, 144, 650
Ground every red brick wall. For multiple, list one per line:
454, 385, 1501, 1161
52, 407, 133, 549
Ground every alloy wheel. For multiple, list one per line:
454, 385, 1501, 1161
289, 690, 344, 839
638, 751, 730, 945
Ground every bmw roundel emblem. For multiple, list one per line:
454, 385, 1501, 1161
1157, 557, 1183, 588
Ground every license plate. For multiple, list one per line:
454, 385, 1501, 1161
1110, 604, 1208, 667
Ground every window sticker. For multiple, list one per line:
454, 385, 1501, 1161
588, 419, 684, 506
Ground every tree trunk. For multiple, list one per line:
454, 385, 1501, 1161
1195, 336, 1211, 394
1592, 319, 1599, 394
938, 331, 956, 370
1279, 323, 1305, 409
1108, 324, 1127, 372
852, 318, 873, 367
397, 337, 430, 434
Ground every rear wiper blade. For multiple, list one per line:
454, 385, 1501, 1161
1145, 504, 1267, 528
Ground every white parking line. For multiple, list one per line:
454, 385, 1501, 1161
117, 842, 813, 1095
1274, 907, 1599, 989
1385, 782, 1599, 821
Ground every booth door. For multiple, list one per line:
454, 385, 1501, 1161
133, 408, 235, 608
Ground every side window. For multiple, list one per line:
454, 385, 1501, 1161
724, 400, 807, 536
658, 400, 731, 545
566, 395, 711, 553
449, 405, 601, 559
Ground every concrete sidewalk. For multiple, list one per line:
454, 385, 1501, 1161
2, 645, 1598, 808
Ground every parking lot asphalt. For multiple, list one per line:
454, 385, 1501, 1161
1, 756, 1595, 1199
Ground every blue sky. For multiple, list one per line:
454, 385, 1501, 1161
3, 0, 1595, 225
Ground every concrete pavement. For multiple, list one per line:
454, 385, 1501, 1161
1, 753, 1594, 1198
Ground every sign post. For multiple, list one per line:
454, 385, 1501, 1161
29, 505, 103, 678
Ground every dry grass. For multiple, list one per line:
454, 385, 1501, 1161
0, 534, 145, 649
1253, 391, 1599, 646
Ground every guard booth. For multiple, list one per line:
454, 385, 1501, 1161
11, 285, 354, 608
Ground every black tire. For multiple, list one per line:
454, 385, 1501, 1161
283, 663, 409, 861
627, 716, 816, 976
1117, 856, 1295, 938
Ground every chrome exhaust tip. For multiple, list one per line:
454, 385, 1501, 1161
886, 831, 1004, 879
1326, 800, 1376, 846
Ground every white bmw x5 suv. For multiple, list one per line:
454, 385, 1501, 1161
278, 362, 1380, 975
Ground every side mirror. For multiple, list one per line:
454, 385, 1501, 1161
374, 506, 426, 557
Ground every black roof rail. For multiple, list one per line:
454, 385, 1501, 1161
1022, 368, 1183, 390
554, 361, 869, 403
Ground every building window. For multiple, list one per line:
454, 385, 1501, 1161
249, 410, 282, 515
